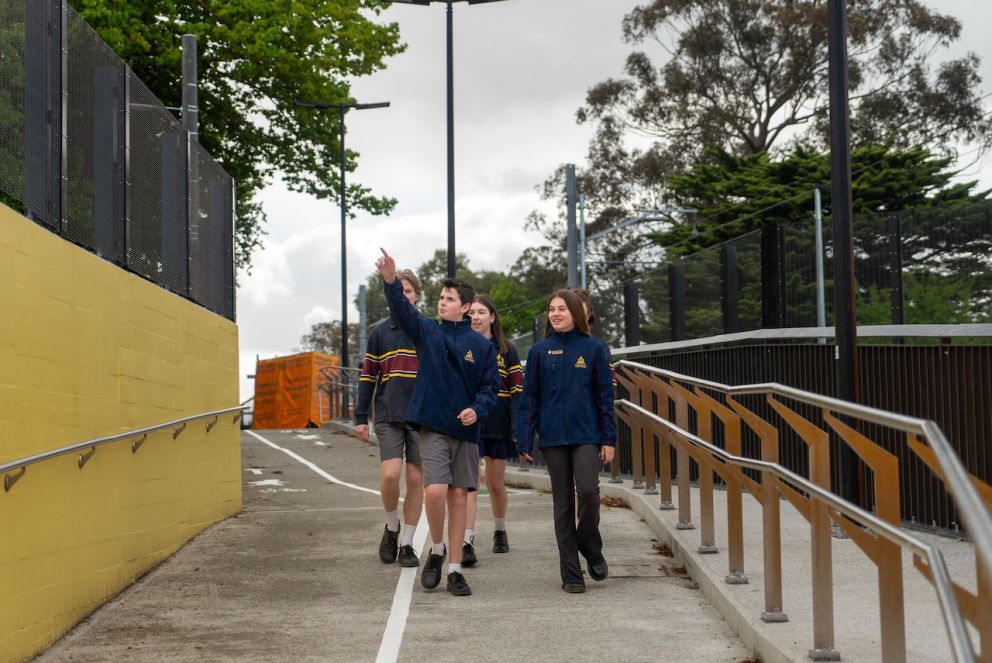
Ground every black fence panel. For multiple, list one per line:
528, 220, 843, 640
0, 1, 234, 321
189, 143, 234, 319
621, 341, 992, 534
65, 10, 126, 264
616, 202, 992, 348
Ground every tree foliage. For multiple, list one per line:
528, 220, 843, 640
655, 143, 991, 256
573, 0, 991, 220
298, 320, 361, 366
74, 0, 404, 270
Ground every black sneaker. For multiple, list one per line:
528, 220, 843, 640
492, 530, 509, 553
447, 571, 472, 596
398, 544, 419, 568
379, 525, 399, 564
562, 581, 586, 593
421, 547, 446, 589
461, 539, 478, 567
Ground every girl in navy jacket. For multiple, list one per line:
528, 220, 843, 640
518, 289, 616, 593
462, 294, 524, 564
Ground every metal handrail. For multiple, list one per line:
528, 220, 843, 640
611, 323, 992, 358
614, 359, 992, 583
0, 406, 248, 489
614, 396, 975, 661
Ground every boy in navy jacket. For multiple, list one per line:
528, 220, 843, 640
376, 248, 499, 597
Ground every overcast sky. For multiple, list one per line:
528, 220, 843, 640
236, 0, 992, 400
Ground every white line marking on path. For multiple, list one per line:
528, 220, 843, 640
245, 430, 427, 663
247, 430, 380, 496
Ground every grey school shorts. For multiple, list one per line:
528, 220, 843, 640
374, 422, 422, 465
419, 427, 479, 489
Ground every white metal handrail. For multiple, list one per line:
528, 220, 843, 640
0, 405, 248, 491
614, 359, 992, 585
615, 396, 975, 661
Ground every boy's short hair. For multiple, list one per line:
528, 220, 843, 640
441, 278, 475, 306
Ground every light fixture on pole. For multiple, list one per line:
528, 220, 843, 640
295, 99, 390, 417
388, 0, 510, 278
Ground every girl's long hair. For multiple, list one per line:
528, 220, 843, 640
544, 290, 591, 338
570, 287, 596, 325
473, 294, 509, 355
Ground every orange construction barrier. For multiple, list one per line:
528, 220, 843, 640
252, 352, 339, 429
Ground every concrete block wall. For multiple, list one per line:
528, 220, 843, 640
0, 204, 242, 662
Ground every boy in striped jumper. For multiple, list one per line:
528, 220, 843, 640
355, 269, 424, 568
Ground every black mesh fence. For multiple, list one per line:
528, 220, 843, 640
0, 0, 235, 321
618, 201, 992, 346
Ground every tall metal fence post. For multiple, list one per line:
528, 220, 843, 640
58, 0, 67, 232
183, 34, 199, 303
24, 0, 63, 229
358, 285, 367, 362
669, 263, 686, 341
889, 212, 904, 325
566, 164, 577, 288
623, 280, 640, 347
720, 244, 739, 333
761, 223, 786, 328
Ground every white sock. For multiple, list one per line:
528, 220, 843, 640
431, 541, 446, 556
385, 510, 400, 532
448, 562, 462, 574
494, 518, 506, 531
400, 524, 416, 547
464, 529, 474, 545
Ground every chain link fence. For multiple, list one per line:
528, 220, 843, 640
0, 0, 235, 320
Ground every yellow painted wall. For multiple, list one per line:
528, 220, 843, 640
0, 205, 241, 663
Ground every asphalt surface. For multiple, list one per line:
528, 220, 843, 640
33, 428, 752, 663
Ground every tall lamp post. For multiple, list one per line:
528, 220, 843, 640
388, 0, 509, 278
296, 99, 390, 417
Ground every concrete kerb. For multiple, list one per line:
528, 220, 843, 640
324, 418, 786, 662
503, 466, 792, 663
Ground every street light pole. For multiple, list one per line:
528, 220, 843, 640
445, 0, 456, 278
388, 0, 510, 277
295, 99, 389, 418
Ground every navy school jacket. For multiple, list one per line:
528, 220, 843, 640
517, 328, 616, 455
383, 278, 499, 443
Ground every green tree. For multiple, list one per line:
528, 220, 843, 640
75, 0, 404, 270
298, 320, 361, 366
655, 144, 991, 256
575, 0, 991, 215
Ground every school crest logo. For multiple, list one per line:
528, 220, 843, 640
497, 354, 505, 368
464, 350, 475, 363
574, 356, 587, 369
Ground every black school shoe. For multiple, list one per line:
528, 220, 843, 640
492, 530, 509, 553
379, 525, 399, 564
461, 539, 478, 566
588, 558, 609, 581
447, 571, 472, 596
562, 581, 586, 594
421, 548, 446, 589
398, 544, 419, 568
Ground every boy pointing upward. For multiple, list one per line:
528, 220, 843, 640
376, 248, 499, 596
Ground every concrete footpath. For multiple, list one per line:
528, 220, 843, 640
501, 458, 979, 663
33, 429, 752, 663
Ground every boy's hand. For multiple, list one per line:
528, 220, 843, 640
355, 424, 369, 442
457, 408, 477, 426
376, 248, 396, 283
599, 445, 615, 464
